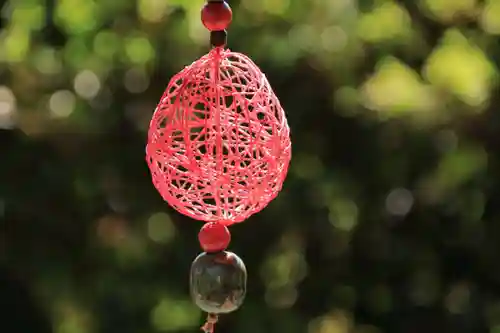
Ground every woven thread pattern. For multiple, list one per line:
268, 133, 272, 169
146, 48, 291, 224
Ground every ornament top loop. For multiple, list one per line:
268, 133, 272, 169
210, 30, 227, 48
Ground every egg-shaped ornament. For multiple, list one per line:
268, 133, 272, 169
146, 47, 291, 224
145, 1, 291, 332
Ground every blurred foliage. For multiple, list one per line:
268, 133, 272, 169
1, 0, 500, 332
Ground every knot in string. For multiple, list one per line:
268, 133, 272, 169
201, 313, 218, 333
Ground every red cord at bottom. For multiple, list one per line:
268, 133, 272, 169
201, 313, 218, 333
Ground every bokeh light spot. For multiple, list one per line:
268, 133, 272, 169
423, 29, 497, 107
34, 47, 62, 75
49, 90, 76, 118
445, 282, 471, 314
74, 70, 101, 99
138, 0, 169, 23
0, 86, 16, 129
4, 26, 30, 62
265, 286, 298, 309
308, 310, 352, 333
328, 199, 358, 231
385, 188, 413, 216
125, 36, 155, 64
421, 0, 477, 23
147, 212, 176, 244
93, 31, 119, 59
357, 2, 412, 43
321, 26, 348, 53
124, 68, 150, 93
151, 298, 200, 331
480, 0, 500, 34
361, 57, 437, 115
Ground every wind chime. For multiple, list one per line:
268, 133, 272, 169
145, 0, 292, 331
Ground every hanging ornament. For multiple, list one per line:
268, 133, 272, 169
146, 0, 291, 331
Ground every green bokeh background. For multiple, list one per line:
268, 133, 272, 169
2, 0, 500, 332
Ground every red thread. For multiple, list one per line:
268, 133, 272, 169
201, 313, 218, 333
146, 47, 291, 225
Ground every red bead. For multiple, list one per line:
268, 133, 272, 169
198, 222, 231, 253
201, 1, 232, 31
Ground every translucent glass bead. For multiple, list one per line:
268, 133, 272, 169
190, 251, 246, 314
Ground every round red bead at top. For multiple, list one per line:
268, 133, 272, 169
199, 222, 231, 253
201, 1, 232, 31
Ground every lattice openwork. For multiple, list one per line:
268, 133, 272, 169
146, 48, 291, 224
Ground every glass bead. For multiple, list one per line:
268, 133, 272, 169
190, 251, 246, 314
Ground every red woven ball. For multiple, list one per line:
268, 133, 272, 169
146, 48, 291, 225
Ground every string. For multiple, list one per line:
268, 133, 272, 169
201, 313, 218, 333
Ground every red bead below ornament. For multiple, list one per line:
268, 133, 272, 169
201, 1, 232, 31
199, 222, 231, 253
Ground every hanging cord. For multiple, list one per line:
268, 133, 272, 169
201, 313, 219, 333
